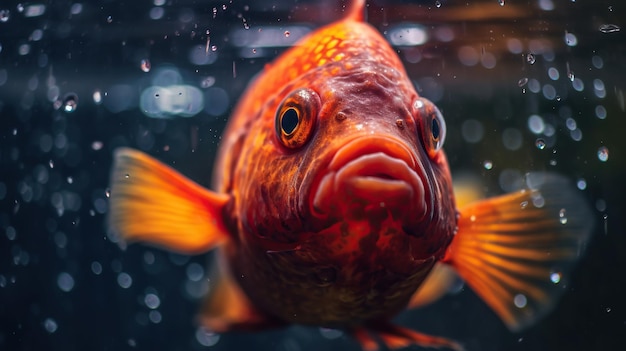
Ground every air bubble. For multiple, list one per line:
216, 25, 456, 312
550, 272, 561, 284
284, 31, 290, 37
57, 272, 75, 292
144, 293, 161, 309
435, 1, 442, 8
91, 261, 103, 275
140, 59, 151, 72
43, 318, 58, 333
320, 328, 344, 339
597, 146, 609, 162
535, 139, 546, 150
200, 76, 215, 88
576, 178, 587, 190
599, 24, 620, 33
513, 294, 527, 308
196, 328, 221, 347
0, 9, 10, 22
117, 272, 133, 288
106, 15, 113, 23
559, 209, 567, 224
63, 93, 78, 113
498, 0, 505, 6
526, 53, 536, 64
149, 310, 162, 323
517, 77, 528, 87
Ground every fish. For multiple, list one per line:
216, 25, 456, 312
107, 0, 593, 350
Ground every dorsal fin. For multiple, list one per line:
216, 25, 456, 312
345, 0, 366, 22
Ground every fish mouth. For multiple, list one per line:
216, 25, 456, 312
311, 137, 427, 222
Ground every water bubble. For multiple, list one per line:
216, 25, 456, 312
535, 139, 546, 150
284, 30, 290, 37
595, 105, 607, 119
435, 1, 442, 8
105, 188, 111, 198
63, 93, 78, 112
186, 262, 204, 282
597, 146, 609, 162
520, 201, 529, 209
483, 160, 493, 170
91, 261, 103, 275
498, 0, 505, 6
550, 272, 561, 284
526, 53, 536, 64
527, 114, 545, 134
147, 310, 161, 324
517, 77, 528, 87
140, 59, 151, 72
559, 208, 567, 224
211, 45, 217, 52
605, 307, 611, 313
43, 318, 58, 333
106, 15, 112, 23
599, 24, 620, 33
91, 141, 103, 150
93, 90, 102, 104
320, 328, 344, 339
144, 293, 161, 309
57, 272, 75, 292
117, 272, 133, 288
0, 9, 10, 22
196, 328, 221, 347
200, 76, 215, 88
513, 294, 527, 308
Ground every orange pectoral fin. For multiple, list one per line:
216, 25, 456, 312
445, 172, 594, 331
107, 148, 230, 254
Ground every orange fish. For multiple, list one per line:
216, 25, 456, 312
108, 0, 593, 350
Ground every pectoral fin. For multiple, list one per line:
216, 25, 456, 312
108, 148, 230, 254
444, 173, 594, 331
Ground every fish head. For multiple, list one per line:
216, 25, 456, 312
232, 20, 457, 264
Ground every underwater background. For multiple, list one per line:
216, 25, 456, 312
1, 0, 624, 350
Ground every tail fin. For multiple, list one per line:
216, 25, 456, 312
445, 172, 594, 330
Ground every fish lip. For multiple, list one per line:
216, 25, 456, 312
311, 136, 426, 221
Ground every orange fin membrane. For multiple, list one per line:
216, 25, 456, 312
198, 252, 282, 333
107, 148, 230, 254
445, 172, 594, 331
352, 323, 464, 351
408, 263, 459, 309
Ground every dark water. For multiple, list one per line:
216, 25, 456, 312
1, 0, 624, 350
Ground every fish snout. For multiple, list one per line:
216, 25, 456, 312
312, 137, 427, 222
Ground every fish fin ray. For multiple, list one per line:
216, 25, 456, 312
108, 148, 230, 254
445, 172, 594, 331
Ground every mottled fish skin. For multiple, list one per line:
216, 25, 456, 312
213, 3, 456, 326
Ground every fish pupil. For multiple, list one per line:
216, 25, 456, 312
431, 118, 440, 141
281, 108, 299, 135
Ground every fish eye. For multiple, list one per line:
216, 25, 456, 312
275, 88, 320, 149
413, 97, 446, 158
